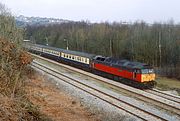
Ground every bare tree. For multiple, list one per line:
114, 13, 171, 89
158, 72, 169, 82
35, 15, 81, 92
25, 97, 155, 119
0, 2, 23, 44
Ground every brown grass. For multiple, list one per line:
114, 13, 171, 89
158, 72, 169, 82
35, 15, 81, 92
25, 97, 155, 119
0, 38, 49, 121
25, 70, 100, 121
156, 75, 180, 95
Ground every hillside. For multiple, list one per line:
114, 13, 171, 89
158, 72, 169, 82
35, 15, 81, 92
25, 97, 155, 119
16, 15, 71, 27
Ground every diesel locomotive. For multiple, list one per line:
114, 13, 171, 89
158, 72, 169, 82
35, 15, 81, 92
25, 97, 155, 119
26, 43, 156, 89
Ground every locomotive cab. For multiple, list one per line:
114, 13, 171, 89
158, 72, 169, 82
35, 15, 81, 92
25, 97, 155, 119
140, 68, 155, 82
133, 68, 155, 82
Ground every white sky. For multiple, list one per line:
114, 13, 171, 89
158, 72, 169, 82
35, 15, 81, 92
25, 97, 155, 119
1, 0, 180, 23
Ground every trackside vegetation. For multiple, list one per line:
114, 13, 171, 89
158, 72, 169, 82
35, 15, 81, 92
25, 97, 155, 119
0, 3, 50, 120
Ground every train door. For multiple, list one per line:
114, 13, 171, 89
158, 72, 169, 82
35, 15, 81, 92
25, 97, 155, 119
133, 69, 137, 79
133, 69, 140, 80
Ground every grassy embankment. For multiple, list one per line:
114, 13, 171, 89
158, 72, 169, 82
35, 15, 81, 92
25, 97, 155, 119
156, 75, 180, 95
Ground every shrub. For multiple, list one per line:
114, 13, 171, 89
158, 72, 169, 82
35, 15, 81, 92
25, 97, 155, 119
0, 37, 32, 97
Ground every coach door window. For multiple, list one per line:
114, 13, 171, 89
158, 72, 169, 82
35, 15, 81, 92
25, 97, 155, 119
134, 69, 137, 78
134, 69, 140, 78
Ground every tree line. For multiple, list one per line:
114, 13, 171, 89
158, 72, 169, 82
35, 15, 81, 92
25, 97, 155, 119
0, 4, 23, 45
25, 20, 180, 79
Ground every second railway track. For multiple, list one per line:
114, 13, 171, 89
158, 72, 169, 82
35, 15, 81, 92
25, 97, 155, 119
32, 61, 168, 121
31, 54, 180, 120
145, 88, 180, 103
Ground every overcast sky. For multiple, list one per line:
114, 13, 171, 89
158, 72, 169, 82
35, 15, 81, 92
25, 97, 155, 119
1, 0, 180, 23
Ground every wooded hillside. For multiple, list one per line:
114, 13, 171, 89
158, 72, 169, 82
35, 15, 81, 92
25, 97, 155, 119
26, 20, 180, 79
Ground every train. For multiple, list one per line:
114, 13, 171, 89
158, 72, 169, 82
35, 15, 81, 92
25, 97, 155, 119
26, 43, 156, 89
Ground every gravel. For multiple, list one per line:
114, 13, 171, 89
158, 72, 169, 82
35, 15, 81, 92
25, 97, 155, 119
32, 57, 180, 121
63, 71, 180, 121
34, 67, 139, 121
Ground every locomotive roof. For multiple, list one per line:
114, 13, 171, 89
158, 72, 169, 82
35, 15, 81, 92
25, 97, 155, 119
32, 44, 151, 69
34, 44, 95, 58
104, 57, 151, 69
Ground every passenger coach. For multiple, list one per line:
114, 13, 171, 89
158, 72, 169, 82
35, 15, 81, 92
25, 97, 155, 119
28, 44, 95, 70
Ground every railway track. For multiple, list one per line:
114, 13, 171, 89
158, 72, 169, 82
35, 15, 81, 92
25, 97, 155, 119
145, 89, 180, 104
32, 61, 168, 121
31, 53, 180, 120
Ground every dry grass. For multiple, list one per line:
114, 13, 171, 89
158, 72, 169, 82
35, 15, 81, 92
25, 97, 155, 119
0, 38, 50, 121
25, 70, 100, 121
156, 75, 180, 95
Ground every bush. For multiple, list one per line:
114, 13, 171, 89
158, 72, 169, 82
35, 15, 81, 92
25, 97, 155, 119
0, 3, 51, 121
0, 38, 32, 97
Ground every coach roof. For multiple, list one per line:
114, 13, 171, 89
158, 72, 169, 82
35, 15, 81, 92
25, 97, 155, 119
34, 44, 95, 58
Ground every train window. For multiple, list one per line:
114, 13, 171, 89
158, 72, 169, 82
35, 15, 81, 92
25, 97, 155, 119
96, 57, 101, 61
85, 58, 87, 62
134, 69, 140, 73
149, 69, 154, 73
72, 56, 74, 59
101, 58, 105, 61
96, 57, 105, 61
141, 69, 149, 74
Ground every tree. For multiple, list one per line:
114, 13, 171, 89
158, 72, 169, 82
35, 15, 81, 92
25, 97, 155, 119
25, 18, 180, 79
0, 3, 23, 45
0, 2, 32, 96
